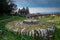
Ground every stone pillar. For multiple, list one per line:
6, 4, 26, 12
34, 30, 40, 40
47, 28, 55, 40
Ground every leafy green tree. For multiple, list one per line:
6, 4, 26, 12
0, 0, 17, 16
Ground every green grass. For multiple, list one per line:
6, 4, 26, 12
40, 16, 60, 21
39, 16, 60, 40
0, 16, 34, 40
0, 15, 12, 20
54, 21, 60, 40
0, 15, 60, 40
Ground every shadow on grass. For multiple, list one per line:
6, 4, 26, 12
54, 28, 60, 40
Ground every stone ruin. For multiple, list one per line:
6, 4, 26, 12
23, 20, 39, 24
5, 19, 56, 40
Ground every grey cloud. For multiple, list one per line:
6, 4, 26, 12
14, 0, 60, 4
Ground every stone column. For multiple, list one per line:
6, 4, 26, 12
34, 30, 40, 40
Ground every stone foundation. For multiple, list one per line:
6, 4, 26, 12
5, 20, 56, 40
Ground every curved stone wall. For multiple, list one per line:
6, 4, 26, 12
23, 20, 39, 24
5, 20, 56, 40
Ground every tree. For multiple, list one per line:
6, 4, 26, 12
0, 0, 17, 16
18, 7, 30, 17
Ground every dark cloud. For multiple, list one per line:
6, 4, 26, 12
14, 0, 60, 7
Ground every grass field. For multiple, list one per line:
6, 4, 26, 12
0, 16, 34, 40
0, 15, 60, 40
39, 16, 60, 40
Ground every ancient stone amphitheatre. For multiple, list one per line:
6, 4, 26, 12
5, 19, 55, 40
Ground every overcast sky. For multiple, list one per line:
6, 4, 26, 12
14, 0, 60, 13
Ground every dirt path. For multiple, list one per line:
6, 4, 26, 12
0, 17, 15, 23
